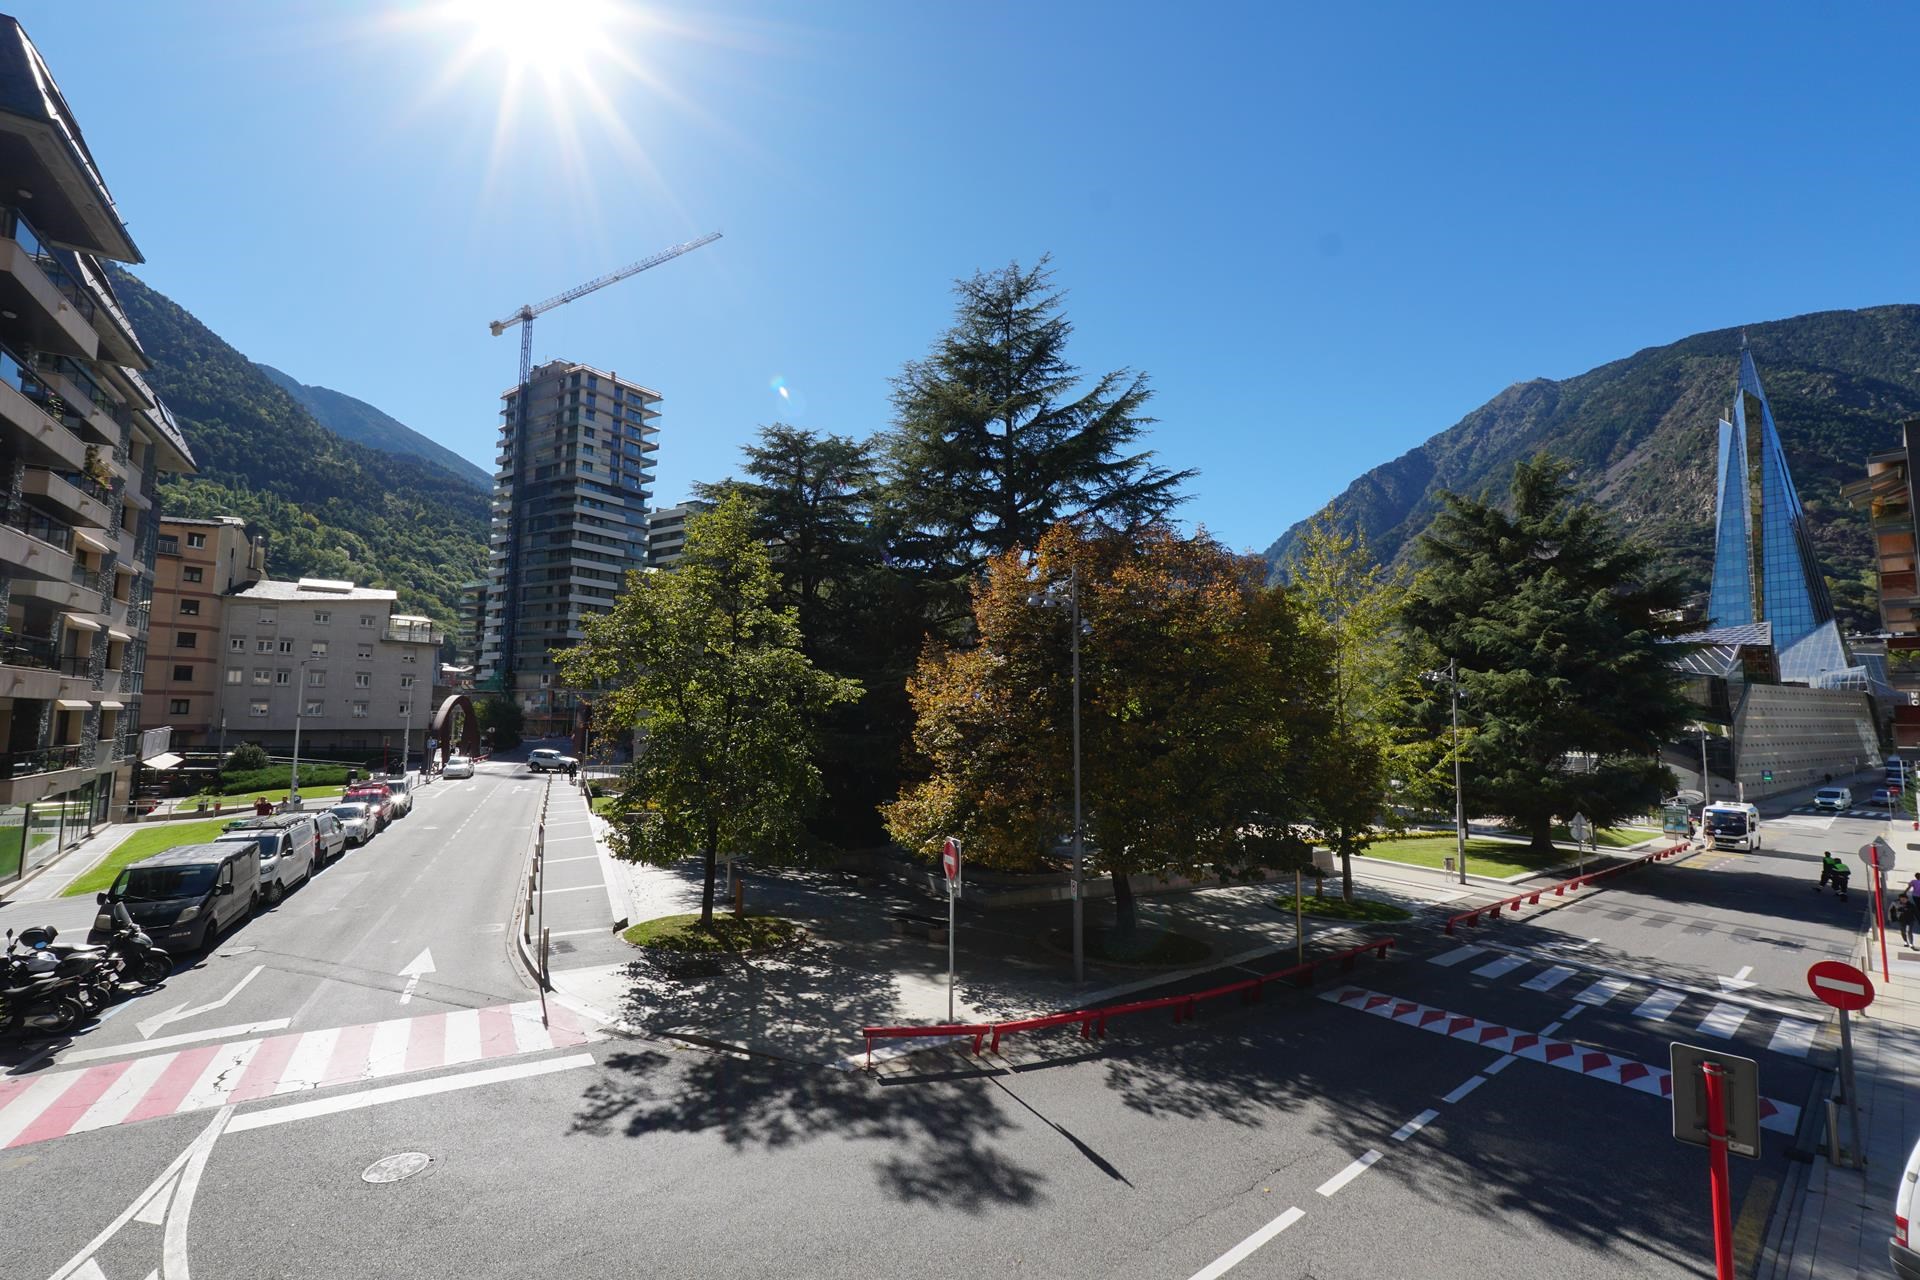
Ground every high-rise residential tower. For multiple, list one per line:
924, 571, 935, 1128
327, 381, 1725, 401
0, 15, 196, 884
478, 359, 657, 737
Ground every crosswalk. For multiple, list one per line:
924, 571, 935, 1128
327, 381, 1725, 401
1428, 944, 1821, 1057
0, 999, 599, 1151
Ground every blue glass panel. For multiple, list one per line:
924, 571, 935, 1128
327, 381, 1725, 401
1707, 418, 1754, 627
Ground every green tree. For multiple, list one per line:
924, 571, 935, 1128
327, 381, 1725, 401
477, 697, 523, 751
885, 522, 1300, 938
1403, 456, 1691, 853
224, 742, 269, 772
883, 257, 1193, 593
1285, 509, 1413, 901
556, 496, 862, 926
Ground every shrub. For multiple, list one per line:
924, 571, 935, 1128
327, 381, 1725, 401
214, 764, 350, 796
224, 743, 269, 772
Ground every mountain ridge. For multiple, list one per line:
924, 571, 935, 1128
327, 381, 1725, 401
253, 363, 492, 492
1262, 305, 1920, 632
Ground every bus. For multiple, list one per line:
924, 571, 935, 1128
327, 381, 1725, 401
1702, 802, 1761, 851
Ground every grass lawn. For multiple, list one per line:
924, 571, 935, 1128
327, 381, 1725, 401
590, 794, 620, 818
622, 912, 804, 954
1271, 892, 1412, 922
1548, 824, 1661, 849
1363, 834, 1573, 879
190, 785, 346, 808
63, 818, 234, 897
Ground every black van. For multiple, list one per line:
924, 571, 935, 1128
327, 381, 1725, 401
90, 842, 261, 953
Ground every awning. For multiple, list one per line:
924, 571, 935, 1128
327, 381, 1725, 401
56, 699, 90, 710
98, 700, 124, 710
107, 628, 132, 643
74, 528, 112, 554
61, 613, 101, 632
142, 751, 184, 771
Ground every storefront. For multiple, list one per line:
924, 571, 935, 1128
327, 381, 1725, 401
0, 770, 114, 888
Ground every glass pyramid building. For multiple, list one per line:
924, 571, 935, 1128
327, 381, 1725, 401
1705, 346, 1861, 686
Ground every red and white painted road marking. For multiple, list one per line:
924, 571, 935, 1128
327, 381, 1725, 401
1321, 985, 1801, 1133
0, 999, 599, 1150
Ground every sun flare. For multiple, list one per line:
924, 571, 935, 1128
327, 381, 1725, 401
454, 0, 618, 81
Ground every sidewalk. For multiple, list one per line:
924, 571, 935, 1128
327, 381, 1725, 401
1759, 821, 1920, 1279
531, 782, 1512, 1064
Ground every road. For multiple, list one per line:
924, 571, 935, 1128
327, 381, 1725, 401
0, 781, 1888, 1279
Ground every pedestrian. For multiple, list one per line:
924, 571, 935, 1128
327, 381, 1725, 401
1900, 894, 1917, 948
253, 795, 272, 817
1816, 850, 1835, 891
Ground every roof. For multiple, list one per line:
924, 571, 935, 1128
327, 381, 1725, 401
1666, 621, 1774, 679
161, 516, 248, 529
127, 842, 251, 869
230, 578, 396, 604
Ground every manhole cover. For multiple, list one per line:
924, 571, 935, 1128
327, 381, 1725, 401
215, 946, 255, 957
361, 1152, 431, 1184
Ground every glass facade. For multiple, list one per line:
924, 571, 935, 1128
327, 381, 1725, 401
1707, 417, 1755, 627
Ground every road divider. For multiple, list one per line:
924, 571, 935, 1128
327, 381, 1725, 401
1443, 842, 1689, 935
860, 935, 1397, 1066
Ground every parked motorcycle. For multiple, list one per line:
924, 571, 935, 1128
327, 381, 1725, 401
0, 930, 100, 1036
14, 916, 168, 993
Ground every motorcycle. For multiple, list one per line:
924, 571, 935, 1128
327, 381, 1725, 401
0, 930, 101, 1036
15, 915, 169, 993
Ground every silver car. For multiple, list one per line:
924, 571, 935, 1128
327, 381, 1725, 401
329, 802, 375, 847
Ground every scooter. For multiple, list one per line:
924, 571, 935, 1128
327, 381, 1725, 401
0, 930, 100, 1036
14, 916, 168, 992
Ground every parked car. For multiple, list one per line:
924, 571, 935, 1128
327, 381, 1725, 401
527, 749, 578, 774
442, 755, 474, 779
1873, 787, 1897, 807
91, 842, 260, 954
1893, 1125, 1920, 1279
377, 771, 419, 818
309, 810, 348, 864
343, 783, 394, 830
1814, 786, 1853, 811
329, 801, 376, 847
215, 815, 316, 904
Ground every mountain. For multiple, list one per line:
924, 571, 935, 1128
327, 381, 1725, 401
253, 364, 492, 492
110, 268, 489, 636
1263, 306, 1920, 633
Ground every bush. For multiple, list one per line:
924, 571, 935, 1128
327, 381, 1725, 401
224, 743, 269, 772
478, 697, 523, 751
213, 764, 350, 796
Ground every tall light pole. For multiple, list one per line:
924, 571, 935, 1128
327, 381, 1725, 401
1699, 727, 1712, 806
290, 657, 315, 807
1029, 565, 1085, 985
1449, 658, 1466, 886
402, 685, 414, 775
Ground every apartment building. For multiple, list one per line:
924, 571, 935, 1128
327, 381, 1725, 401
0, 17, 197, 885
645, 501, 709, 570
215, 578, 442, 757
479, 359, 657, 737
140, 516, 264, 749
1844, 417, 1920, 751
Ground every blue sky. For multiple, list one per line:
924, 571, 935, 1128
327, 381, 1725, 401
14, 1, 1920, 553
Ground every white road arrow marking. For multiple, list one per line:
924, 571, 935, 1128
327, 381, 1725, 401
1717, 965, 1756, 992
398, 948, 435, 1004
135, 966, 264, 1040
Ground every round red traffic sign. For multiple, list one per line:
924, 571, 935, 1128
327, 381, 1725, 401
1806, 960, 1874, 1011
941, 837, 960, 881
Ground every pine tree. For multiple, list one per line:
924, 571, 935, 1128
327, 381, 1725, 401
1403, 456, 1691, 853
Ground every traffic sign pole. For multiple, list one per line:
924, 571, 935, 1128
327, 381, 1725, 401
1807, 960, 1875, 1167
1870, 843, 1891, 983
1702, 1062, 1735, 1280
1839, 1008, 1863, 1167
942, 838, 961, 1023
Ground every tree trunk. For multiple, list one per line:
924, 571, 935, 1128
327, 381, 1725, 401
1529, 814, 1556, 857
1340, 845, 1355, 902
699, 832, 718, 928
1111, 868, 1136, 940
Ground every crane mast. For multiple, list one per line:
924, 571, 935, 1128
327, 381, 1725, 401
483, 231, 721, 697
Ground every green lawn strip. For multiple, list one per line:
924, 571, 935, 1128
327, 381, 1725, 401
63, 818, 234, 897
622, 912, 804, 954
1548, 824, 1661, 849
590, 794, 619, 817
187, 785, 347, 808
1363, 834, 1571, 879
1271, 893, 1411, 922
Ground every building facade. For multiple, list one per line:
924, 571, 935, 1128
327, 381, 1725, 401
645, 501, 709, 570
141, 516, 263, 749
0, 17, 196, 885
1844, 417, 1920, 752
479, 359, 657, 737
215, 579, 442, 760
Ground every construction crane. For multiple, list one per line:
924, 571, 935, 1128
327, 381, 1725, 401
484, 231, 721, 695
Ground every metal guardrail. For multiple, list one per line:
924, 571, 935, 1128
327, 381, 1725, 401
523, 778, 553, 1024
1442, 842, 1689, 935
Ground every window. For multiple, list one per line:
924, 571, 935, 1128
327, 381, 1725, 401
308, 669, 326, 687
169, 699, 189, 715
311, 641, 328, 657
399, 674, 415, 689
313, 610, 331, 625
399, 702, 410, 717
176, 632, 197, 649
352, 702, 368, 719
275, 669, 290, 685
278, 639, 294, 654
249, 699, 269, 718
304, 699, 324, 717
253, 668, 272, 685
183, 566, 203, 583
157, 535, 179, 556
229, 636, 246, 653
360, 615, 375, 628
226, 668, 243, 685
354, 671, 371, 688
401, 651, 417, 664
179, 599, 199, 617
258, 608, 276, 626
171, 664, 192, 681
186, 533, 205, 549
356, 645, 373, 660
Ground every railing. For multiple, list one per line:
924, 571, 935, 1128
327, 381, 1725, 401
1443, 842, 1690, 935
0, 743, 86, 779
1, 209, 94, 323
57, 470, 112, 505
3, 505, 75, 552
861, 936, 1399, 1066
0, 629, 59, 671
385, 621, 445, 645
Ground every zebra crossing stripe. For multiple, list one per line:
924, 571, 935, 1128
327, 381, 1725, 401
1766, 1018, 1817, 1059
1522, 965, 1577, 992
1430, 945, 1486, 968
1471, 955, 1528, 979
1697, 1003, 1749, 1039
1632, 988, 1685, 1023
0, 1000, 599, 1150
1574, 977, 1631, 1006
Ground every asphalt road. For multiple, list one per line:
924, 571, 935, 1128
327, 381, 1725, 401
0, 786, 1888, 1280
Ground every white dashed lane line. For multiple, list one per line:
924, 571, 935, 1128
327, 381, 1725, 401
1315, 1150, 1382, 1197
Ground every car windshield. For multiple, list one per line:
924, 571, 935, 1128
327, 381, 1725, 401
1705, 812, 1747, 834
331, 805, 367, 819
113, 864, 217, 902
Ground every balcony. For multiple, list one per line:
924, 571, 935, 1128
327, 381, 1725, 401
0, 210, 100, 361
384, 619, 444, 645
20, 466, 110, 529
1, 743, 85, 782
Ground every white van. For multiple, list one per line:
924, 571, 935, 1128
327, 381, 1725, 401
1891, 1127, 1920, 1278
1814, 786, 1853, 812
376, 771, 419, 818
1702, 802, 1761, 851
216, 814, 316, 905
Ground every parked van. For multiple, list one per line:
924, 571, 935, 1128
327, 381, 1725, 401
380, 771, 420, 818
91, 842, 260, 954
216, 814, 316, 904
1702, 802, 1761, 851
1892, 1125, 1920, 1278
1814, 786, 1853, 812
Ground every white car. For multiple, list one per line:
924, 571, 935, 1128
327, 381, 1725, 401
442, 755, 474, 779
215, 817, 316, 905
329, 802, 375, 847
310, 811, 348, 865
1814, 786, 1853, 811
527, 748, 578, 774
1892, 1127, 1920, 1279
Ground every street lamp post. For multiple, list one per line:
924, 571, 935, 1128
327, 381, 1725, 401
1700, 728, 1711, 806
290, 658, 315, 808
1449, 658, 1466, 886
1029, 565, 1085, 985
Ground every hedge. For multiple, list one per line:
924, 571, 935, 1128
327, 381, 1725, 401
211, 764, 351, 796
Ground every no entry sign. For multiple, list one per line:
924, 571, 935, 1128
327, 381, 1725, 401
1806, 960, 1874, 1012
942, 837, 961, 884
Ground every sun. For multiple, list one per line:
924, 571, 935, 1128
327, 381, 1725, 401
451, 0, 618, 80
